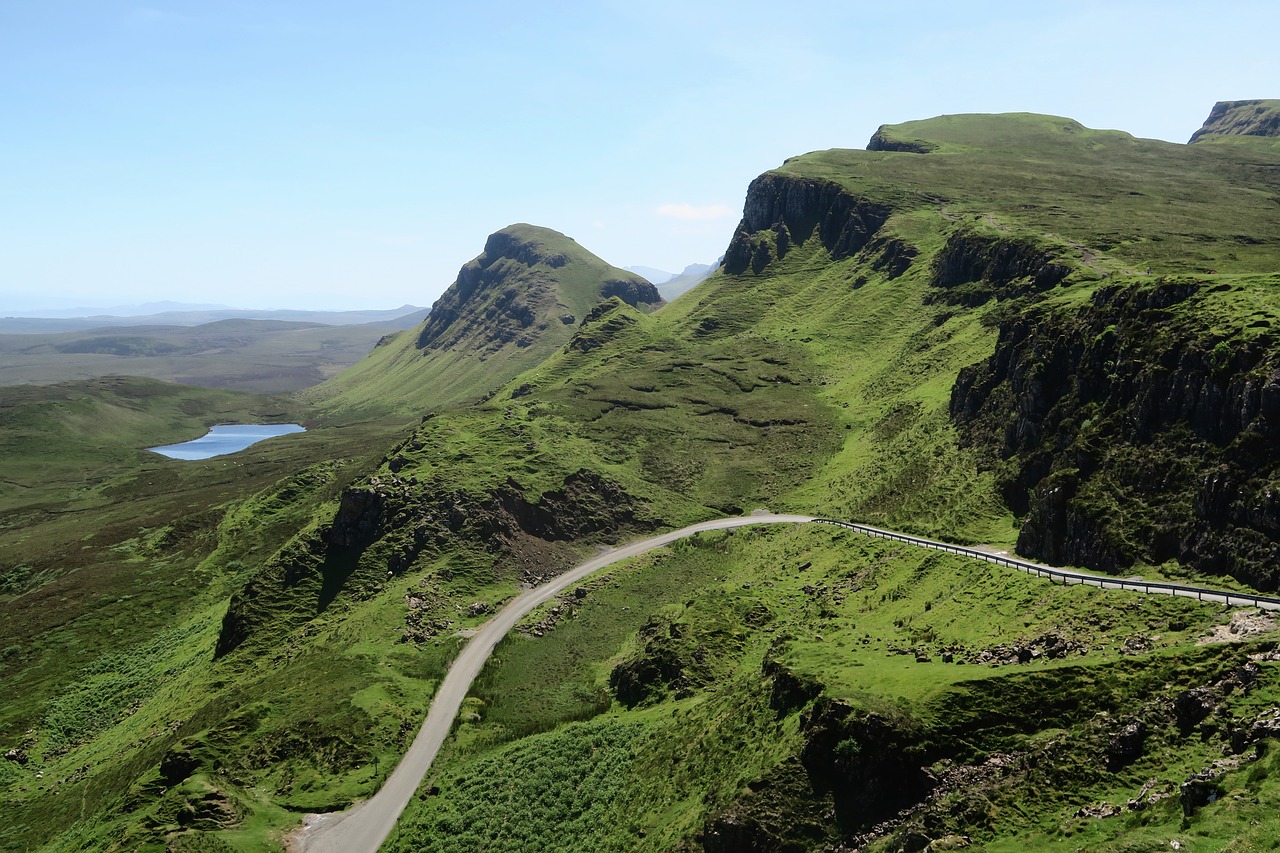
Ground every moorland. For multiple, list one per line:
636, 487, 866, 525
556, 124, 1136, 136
0, 306, 427, 393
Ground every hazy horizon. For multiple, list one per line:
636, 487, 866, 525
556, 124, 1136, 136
1, 296, 428, 318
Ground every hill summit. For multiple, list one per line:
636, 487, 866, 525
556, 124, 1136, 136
417, 224, 660, 354
305, 223, 661, 416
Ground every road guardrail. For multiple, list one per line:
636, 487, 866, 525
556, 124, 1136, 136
812, 519, 1280, 611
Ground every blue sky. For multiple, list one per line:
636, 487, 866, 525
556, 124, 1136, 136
2, 1, 1278, 312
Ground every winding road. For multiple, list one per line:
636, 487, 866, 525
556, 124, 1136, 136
291, 513, 814, 853
290, 512, 1280, 852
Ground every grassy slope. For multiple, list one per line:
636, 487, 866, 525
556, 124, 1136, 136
7, 113, 1280, 852
390, 524, 1270, 853
0, 379, 408, 853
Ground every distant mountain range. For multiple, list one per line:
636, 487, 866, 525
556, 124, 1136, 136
624, 261, 718, 300
622, 265, 677, 284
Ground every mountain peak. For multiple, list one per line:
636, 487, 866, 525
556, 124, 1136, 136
308, 223, 664, 415
478, 223, 573, 270
416, 224, 660, 354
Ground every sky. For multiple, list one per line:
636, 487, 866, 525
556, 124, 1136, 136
2, 1, 1278, 313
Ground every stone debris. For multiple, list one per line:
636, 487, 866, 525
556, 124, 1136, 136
401, 579, 455, 642
1200, 609, 1278, 644
521, 581, 601, 637
903, 632, 1090, 667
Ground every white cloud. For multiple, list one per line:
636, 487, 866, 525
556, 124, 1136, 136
656, 203, 735, 222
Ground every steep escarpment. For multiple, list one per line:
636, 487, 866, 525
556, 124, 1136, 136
1189, 99, 1280, 143
723, 174, 894, 274
952, 278, 1280, 589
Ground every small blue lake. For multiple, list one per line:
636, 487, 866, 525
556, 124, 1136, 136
149, 424, 306, 460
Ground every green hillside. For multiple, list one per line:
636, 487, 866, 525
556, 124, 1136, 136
5, 104, 1280, 853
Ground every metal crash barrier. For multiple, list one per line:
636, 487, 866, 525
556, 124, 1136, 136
812, 519, 1280, 611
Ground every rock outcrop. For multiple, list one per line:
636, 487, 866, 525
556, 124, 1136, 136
951, 280, 1280, 588
929, 230, 1070, 306
599, 277, 663, 310
867, 126, 937, 154
723, 174, 892, 274
415, 228, 561, 354
1189, 99, 1280, 143
214, 467, 654, 658
608, 617, 694, 708
799, 699, 932, 831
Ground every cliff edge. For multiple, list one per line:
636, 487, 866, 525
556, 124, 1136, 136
1189, 99, 1280, 143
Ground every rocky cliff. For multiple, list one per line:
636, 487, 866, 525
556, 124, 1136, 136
723, 174, 893, 274
952, 280, 1280, 589
1189, 99, 1280, 143
929, 229, 1070, 306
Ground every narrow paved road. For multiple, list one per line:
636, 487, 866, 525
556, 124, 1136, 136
815, 519, 1280, 611
291, 512, 1280, 852
292, 513, 815, 853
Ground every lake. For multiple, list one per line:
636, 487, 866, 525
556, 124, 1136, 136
149, 424, 306, 460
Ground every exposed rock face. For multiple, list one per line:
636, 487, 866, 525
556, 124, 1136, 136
1189, 99, 1280, 143
414, 225, 660, 357
764, 658, 822, 715
870, 237, 919, 280
599, 277, 663, 309
701, 760, 835, 853
484, 469, 653, 543
1104, 720, 1147, 769
159, 745, 201, 785
326, 484, 388, 548
799, 699, 932, 832
176, 788, 242, 830
1173, 687, 1217, 733
951, 280, 1280, 588
867, 126, 937, 154
608, 623, 688, 707
416, 228, 555, 352
724, 174, 892, 274
215, 467, 654, 658
930, 230, 1069, 306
